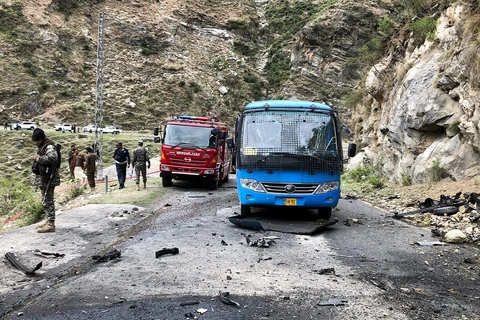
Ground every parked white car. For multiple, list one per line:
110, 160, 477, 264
54, 123, 72, 132
83, 124, 98, 133
16, 121, 37, 130
101, 126, 122, 134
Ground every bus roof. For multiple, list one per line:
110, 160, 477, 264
244, 100, 332, 110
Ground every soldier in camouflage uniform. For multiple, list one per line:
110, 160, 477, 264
32, 128, 60, 233
132, 140, 151, 191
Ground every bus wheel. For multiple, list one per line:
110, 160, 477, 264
162, 176, 173, 187
317, 207, 332, 220
241, 204, 251, 216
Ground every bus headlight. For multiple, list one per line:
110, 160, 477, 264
240, 178, 266, 193
314, 181, 339, 194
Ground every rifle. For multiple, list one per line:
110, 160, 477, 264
42, 144, 62, 205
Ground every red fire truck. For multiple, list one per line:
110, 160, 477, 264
154, 116, 234, 189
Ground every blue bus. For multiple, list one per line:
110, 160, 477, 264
235, 100, 355, 219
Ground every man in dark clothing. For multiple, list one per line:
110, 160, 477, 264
84, 147, 97, 193
32, 128, 60, 233
112, 142, 130, 189
132, 140, 151, 191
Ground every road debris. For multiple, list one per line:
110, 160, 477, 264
92, 249, 121, 263
313, 268, 336, 275
155, 247, 179, 258
5, 252, 42, 275
245, 235, 279, 247
318, 298, 348, 306
179, 300, 200, 306
33, 249, 65, 258
414, 241, 445, 246
219, 291, 240, 307
196, 308, 208, 314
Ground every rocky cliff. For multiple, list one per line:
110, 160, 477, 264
1, 0, 479, 184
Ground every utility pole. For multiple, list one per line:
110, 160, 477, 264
94, 11, 105, 177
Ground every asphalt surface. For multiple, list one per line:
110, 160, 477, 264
1, 176, 480, 320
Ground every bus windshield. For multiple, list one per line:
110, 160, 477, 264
240, 111, 338, 157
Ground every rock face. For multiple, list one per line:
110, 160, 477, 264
350, 4, 480, 182
0, 1, 479, 184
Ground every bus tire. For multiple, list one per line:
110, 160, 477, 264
241, 204, 251, 216
317, 207, 332, 220
162, 176, 173, 187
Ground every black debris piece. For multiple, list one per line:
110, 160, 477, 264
221, 240, 228, 246
219, 291, 240, 307
34, 249, 65, 258
92, 249, 121, 263
180, 300, 200, 306
314, 268, 336, 275
245, 235, 279, 247
5, 252, 42, 275
394, 193, 473, 218
155, 247, 179, 258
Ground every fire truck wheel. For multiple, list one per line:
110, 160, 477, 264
240, 204, 251, 216
162, 176, 173, 187
208, 173, 219, 190
317, 207, 332, 220
222, 170, 229, 182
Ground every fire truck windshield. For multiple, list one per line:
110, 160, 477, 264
164, 124, 214, 149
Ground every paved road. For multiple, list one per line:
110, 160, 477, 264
1, 177, 479, 319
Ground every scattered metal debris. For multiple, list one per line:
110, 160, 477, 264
180, 300, 200, 306
5, 252, 42, 275
219, 291, 240, 307
313, 268, 336, 275
318, 298, 348, 306
393, 193, 476, 218
245, 235, 279, 247
155, 247, 179, 258
196, 308, 208, 314
257, 256, 272, 263
33, 249, 65, 258
221, 240, 228, 246
415, 241, 445, 246
92, 249, 121, 263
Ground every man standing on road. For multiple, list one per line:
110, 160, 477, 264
132, 140, 151, 191
84, 147, 97, 193
32, 128, 60, 233
67, 144, 76, 180
112, 142, 130, 189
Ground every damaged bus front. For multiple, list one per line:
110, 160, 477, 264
235, 100, 355, 220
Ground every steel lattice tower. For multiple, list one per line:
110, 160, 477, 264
94, 11, 105, 177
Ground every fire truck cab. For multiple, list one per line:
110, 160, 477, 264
154, 116, 234, 189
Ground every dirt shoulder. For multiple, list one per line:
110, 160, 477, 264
343, 178, 480, 244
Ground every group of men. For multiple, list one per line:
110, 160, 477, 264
113, 140, 151, 190
31, 128, 151, 233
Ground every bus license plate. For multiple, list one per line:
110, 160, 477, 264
284, 198, 297, 206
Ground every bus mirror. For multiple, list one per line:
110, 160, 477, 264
211, 128, 220, 135
347, 143, 357, 158
153, 127, 159, 136
226, 138, 234, 149
153, 136, 161, 143
219, 131, 227, 139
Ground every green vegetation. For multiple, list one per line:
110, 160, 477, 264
342, 165, 385, 191
0, 178, 43, 225
426, 159, 446, 182
409, 16, 437, 42
400, 172, 412, 186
